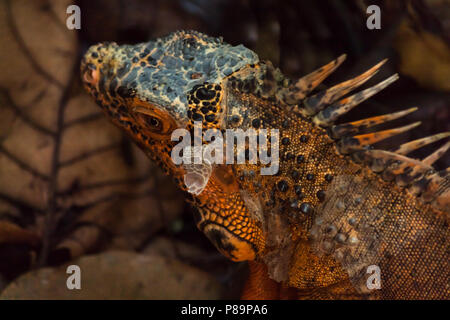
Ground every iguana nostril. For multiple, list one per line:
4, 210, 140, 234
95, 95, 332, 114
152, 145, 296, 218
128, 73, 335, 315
83, 64, 99, 85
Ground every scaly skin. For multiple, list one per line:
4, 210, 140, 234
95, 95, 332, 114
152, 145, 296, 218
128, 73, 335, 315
81, 31, 449, 299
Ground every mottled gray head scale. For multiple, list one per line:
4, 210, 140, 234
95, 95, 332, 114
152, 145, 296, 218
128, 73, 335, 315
82, 30, 259, 125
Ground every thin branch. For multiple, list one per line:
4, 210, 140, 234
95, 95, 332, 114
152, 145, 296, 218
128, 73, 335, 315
56, 173, 152, 197
0, 144, 49, 181
38, 61, 78, 267
63, 112, 103, 129
58, 143, 120, 168
47, 3, 70, 34
0, 192, 44, 214
29, 86, 47, 105
0, 87, 56, 136
80, 189, 155, 210
5, 0, 64, 90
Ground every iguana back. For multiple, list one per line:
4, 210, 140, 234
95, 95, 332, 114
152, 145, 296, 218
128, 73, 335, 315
223, 67, 449, 298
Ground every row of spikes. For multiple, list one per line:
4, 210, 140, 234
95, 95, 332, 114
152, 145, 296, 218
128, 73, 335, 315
284, 55, 449, 213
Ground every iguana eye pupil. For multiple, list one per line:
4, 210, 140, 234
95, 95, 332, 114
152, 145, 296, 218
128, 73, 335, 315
143, 115, 162, 131
148, 117, 159, 127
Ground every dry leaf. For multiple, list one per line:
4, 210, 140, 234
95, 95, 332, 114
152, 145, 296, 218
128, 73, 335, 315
0, 0, 183, 278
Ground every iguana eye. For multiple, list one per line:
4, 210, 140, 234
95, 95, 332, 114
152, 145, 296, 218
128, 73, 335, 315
145, 116, 162, 131
132, 105, 176, 136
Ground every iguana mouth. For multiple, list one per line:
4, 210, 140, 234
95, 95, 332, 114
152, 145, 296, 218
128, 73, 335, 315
202, 223, 256, 261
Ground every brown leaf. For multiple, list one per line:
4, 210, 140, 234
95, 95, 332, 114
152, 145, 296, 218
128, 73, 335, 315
0, 0, 183, 276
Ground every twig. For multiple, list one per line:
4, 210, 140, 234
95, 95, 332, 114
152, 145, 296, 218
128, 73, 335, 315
56, 173, 152, 197
58, 143, 120, 168
0, 87, 56, 136
0, 144, 50, 181
37, 61, 78, 267
5, 0, 64, 90
63, 112, 103, 129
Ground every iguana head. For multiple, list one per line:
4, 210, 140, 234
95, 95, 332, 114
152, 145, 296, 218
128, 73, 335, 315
81, 30, 259, 173
81, 30, 258, 126
81, 31, 263, 261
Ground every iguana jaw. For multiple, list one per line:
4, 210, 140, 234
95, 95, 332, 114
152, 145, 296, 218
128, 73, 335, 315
202, 224, 256, 261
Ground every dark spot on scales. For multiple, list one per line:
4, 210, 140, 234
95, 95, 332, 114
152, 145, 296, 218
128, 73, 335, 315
282, 137, 290, 145
300, 203, 312, 214
277, 180, 289, 192
252, 118, 261, 128
316, 190, 325, 201
285, 153, 294, 160
300, 135, 309, 143
231, 115, 240, 123
205, 114, 216, 122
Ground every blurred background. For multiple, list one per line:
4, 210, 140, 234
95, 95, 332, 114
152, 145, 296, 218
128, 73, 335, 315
0, 0, 448, 299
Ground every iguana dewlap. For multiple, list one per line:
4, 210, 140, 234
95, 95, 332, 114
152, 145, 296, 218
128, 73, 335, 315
81, 31, 450, 299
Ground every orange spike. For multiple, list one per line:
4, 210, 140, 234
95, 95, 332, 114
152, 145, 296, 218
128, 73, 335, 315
394, 132, 450, 155
330, 107, 417, 138
290, 54, 347, 101
353, 122, 421, 146
423, 141, 450, 166
301, 59, 388, 116
366, 149, 431, 171
314, 74, 400, 127
382, 154, 432, 187
338, 122, 421, 154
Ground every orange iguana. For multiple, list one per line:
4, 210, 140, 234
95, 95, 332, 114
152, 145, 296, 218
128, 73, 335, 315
81, 30, 449, 299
